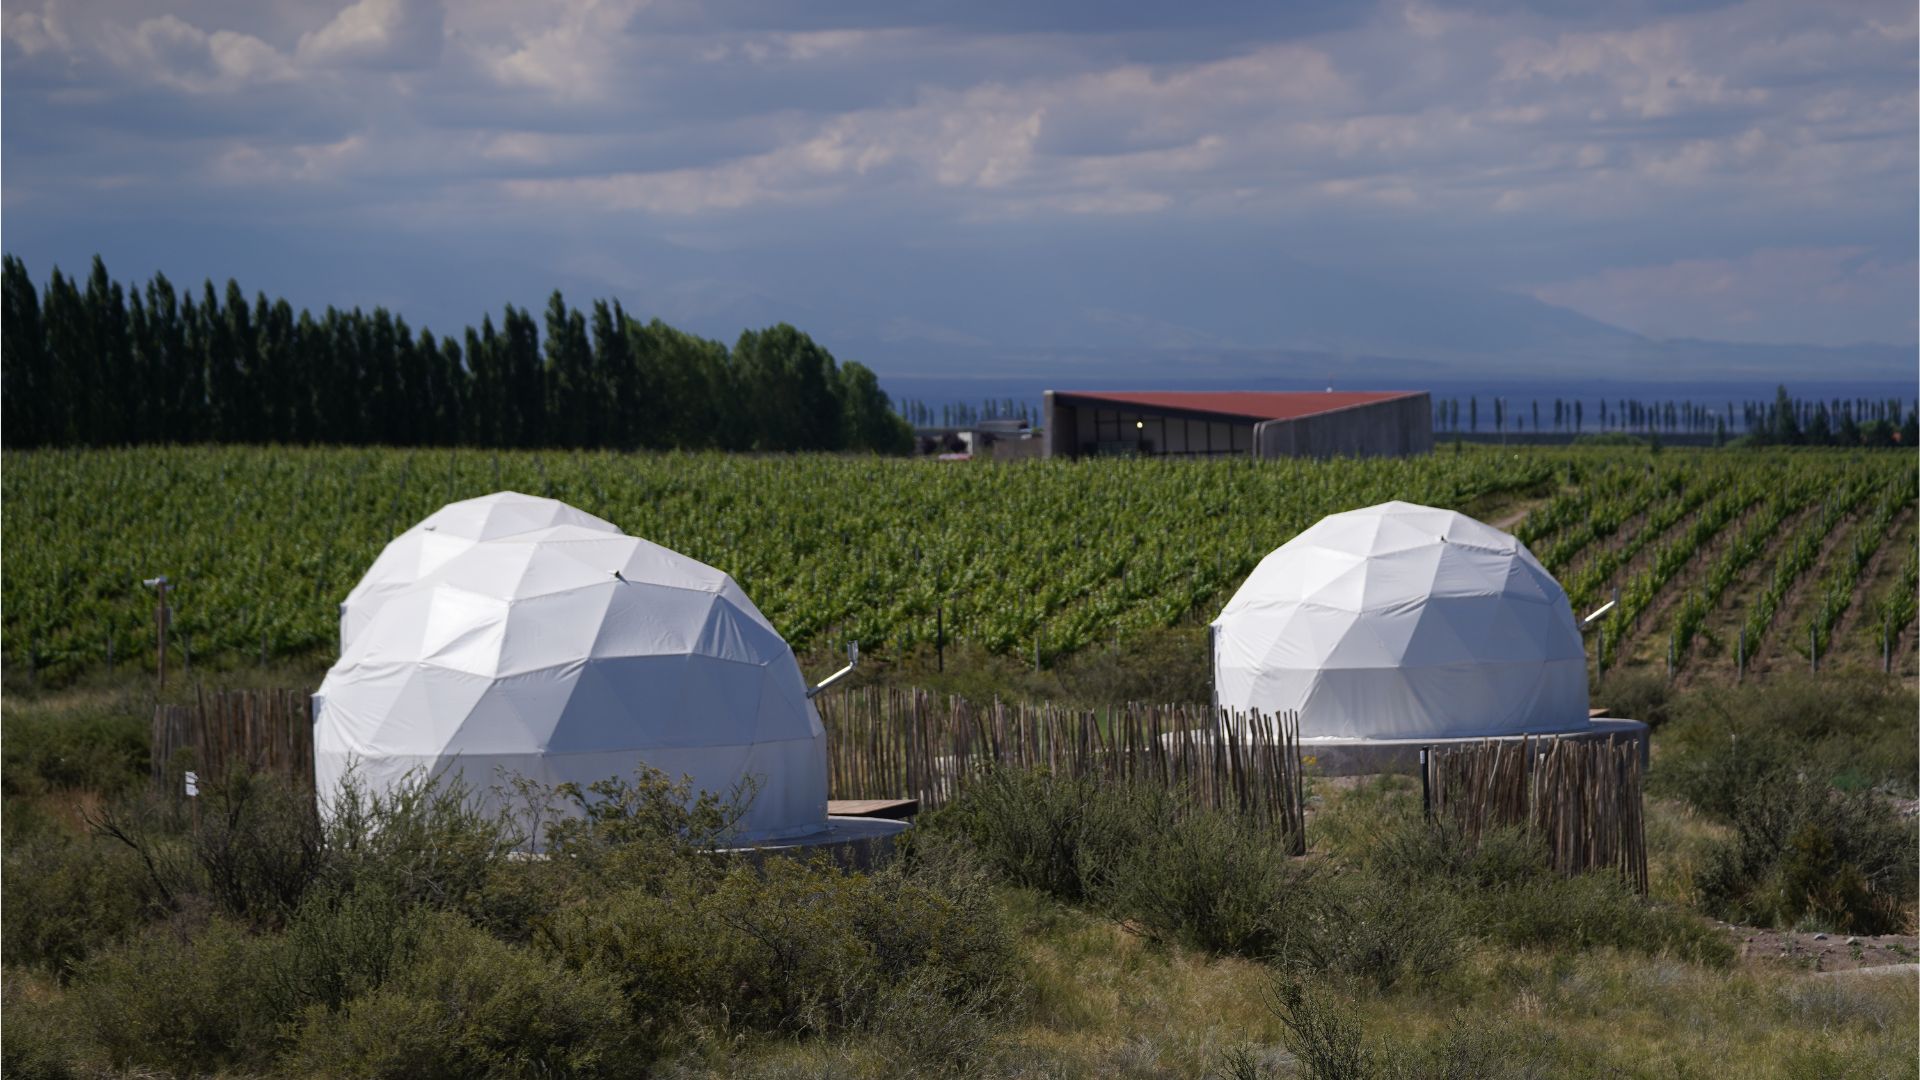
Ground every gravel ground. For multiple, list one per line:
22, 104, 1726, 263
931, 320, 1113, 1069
1726, 925, 1919, 972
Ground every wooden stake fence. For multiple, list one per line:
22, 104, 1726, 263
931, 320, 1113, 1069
818, 688, 1306, 851
151, 686, 315, 796
1426, 735, 1647, 893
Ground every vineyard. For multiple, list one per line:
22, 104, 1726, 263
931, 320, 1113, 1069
2, 445, 1914, 685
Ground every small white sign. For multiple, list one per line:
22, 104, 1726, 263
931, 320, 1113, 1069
184, 771, 199, 797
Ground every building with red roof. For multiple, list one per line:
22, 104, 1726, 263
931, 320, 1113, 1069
1042, 389, 1432, 460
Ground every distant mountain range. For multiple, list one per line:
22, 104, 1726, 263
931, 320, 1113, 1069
642, 247, 1915, 387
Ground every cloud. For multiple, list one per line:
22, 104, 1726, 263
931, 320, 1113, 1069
296, 0, 443, 70
1499, 24, 1768, 119
497, 42, 1340, 215
2, 3, 69, 56
215, 134, 369, 184
476, 0, 647, 100
104, 14, 294, 94
2, 0, 1914, 348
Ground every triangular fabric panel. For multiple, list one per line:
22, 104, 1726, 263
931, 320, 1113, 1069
315, 492, 829, 847
1213, 501, 1590, 740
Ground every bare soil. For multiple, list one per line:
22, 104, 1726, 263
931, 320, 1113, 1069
1618, 496, 1770, 670
1489, 500, 1543, 532
1826, 509, 1916, 672
1751, 509, 1866, 675
1729, 924, 1919, 972
1673, 502, 1822, 687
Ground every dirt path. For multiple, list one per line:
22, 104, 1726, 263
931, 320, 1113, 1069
1489, 499, 1545, 532
1728, 925, 1918, 973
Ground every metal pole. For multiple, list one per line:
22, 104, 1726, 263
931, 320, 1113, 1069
936, 603, 944, 673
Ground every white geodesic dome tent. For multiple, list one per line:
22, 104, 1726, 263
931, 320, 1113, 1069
1212, 501, 1589, 741
315, 511, 829, 844
338, 492, 620, 653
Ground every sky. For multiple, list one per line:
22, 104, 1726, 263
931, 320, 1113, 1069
4, 0, 1916, 386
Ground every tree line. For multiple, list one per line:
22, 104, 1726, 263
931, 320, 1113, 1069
0, 255, 914, 454
894, 398, 1036, 429
1432, 387, 1915, 447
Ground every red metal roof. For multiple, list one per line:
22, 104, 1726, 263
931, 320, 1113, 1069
1053, 390, 1423, 423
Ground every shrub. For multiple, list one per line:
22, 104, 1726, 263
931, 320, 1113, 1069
540, 849, 1021, 1056
82, 766, 322, 927
0, 691, 149, 798
1, 970, 94, 1079
288, 912, 640, 1079
1697, 771, 1916, 933
923, 767, 1173, 902
1593, 670, 1672, 728
1654, 674, 1918, 811
1366, 820, 1549, 892
1273, 869, 1466, 991
1386, 1012, 1568, 1080
1, 819, 157, 976
271, 884, 430, 1015
1469, 874, 1734, 965
72, 916, 286, 1077
867, 966, 1009, 1078
320, 766, 522, 913
534, 765, 748, 882
1655, 723, 1797, 821
192, 765, 326, 924
1106, 806, 1305, 957
1270, 979, 1376, 1080
1354, 816, 1731, 966
1053, 626, 1212, 706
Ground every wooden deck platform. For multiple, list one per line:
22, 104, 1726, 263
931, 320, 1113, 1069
827, 798, 919, 821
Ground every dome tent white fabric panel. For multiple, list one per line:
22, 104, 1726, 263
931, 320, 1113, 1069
316, 518, 829, 844
338, 491, 620, 653
1212, 501, 1589, 741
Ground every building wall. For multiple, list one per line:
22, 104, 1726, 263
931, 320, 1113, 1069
1253, 393, 1432, 459
1045, 391, 1432, 460
1043, 392, 1255, 458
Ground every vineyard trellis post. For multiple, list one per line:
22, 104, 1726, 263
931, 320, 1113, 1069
147, 576, 171, 691
1736, 626, 1745, 682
